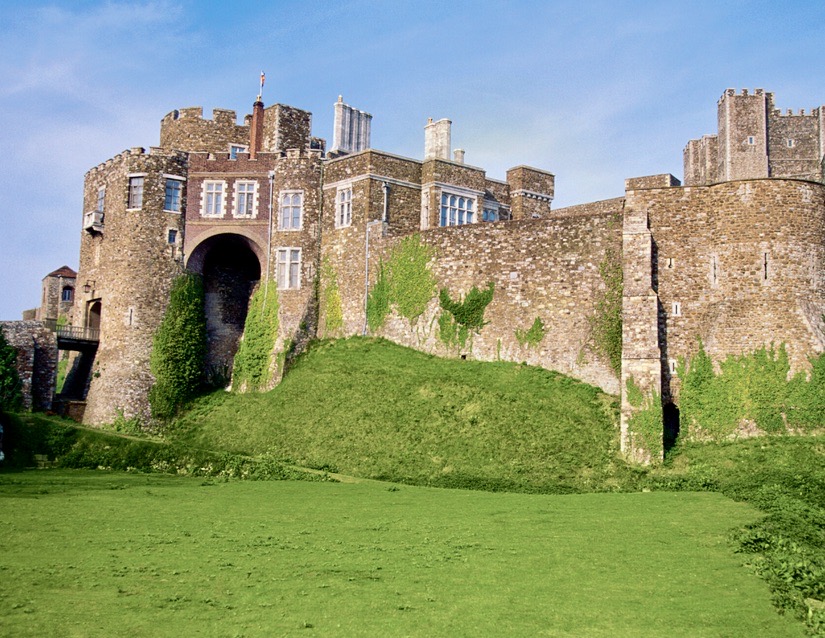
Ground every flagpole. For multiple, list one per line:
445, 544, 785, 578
258, 71, 265, 102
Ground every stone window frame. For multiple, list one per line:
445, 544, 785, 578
276, 247, 302, 290
163, 174, 185, 213
439, 189, 477, 227
167, 228, 178, 245
61, 286, 74, 302
671, 301, 682, 317
231, 180, 259, 219
96, 186, 106, 213
126, 173, 147, 210
201, 179, 227, 218
787, 138, 795, 148
335, 185, 353, 228
746, 136, 756, 146
278, 190, 304, 231
482, 200, 500, 222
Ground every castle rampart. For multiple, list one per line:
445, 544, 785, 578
160, 107, 250, 153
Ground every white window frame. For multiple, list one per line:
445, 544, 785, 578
127, 173, 146, 210
672, 301, 682, 317
440, 191, 477, 227
276, 247, 302, 290
96, 186, 105, 213
163, 176, 184, 213
336, 186, 352, 228
279, 190, 304, 231
233, 180, 258, 218
201, 180, 227, 218
747, 136, 756, 146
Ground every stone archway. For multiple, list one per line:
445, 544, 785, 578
187, 234, 262, 381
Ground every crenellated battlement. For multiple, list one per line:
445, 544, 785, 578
160, 105, 250, 154
773, 107, 821, 118
85, 146, 187, 176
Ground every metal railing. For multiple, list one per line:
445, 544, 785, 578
43, 320, 100, 343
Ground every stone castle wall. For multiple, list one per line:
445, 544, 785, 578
627, 178, 825, 402
320, 210, 622, 394
0, 321, 57, 411
76, 148, 187, 423
160, 107, 250, 152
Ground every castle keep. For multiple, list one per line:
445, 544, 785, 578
47, 88, 825, 462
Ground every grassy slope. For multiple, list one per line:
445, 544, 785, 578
0, 471, 804, 638
170, 337, 624, 492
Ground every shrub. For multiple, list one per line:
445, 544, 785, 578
232, 282, 280, 392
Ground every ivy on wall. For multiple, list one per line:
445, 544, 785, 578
0, 326, 22, 412
677, 339, 825, 439
232, 282, 279, 392
438, 282, 495, 349
589, 248, 623, 376
625, 378, 664, 464
365, 234, 437, 332
366, 263, 390, 333
149, 274, 207, 420
386, 235, 438, 323
515, 317, 546, 348
321, 258, 343, 336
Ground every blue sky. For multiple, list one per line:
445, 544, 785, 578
1, 0, 824, 319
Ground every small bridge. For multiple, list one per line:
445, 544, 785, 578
43, 320, 100, 350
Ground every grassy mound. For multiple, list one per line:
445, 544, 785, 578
169, 337, 623, 492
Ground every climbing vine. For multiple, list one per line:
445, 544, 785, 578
366, 262, 390, 333
149, 274, 207, 420
386, 235, 438, 323
515, 317, 546, 348
364, 234, 438, 333
589, 247, 623, 376
232, 282, 280, 392
438, 282, 495, 348
625, 377, 663, 464
676, 339, 824, 439
321, 258, 343, 336
0, 326, 22, 412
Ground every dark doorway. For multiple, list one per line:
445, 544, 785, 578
663, 402, 680, 453
87, 300, 101, 331
199, 236, 262, 380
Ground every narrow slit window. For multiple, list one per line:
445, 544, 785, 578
763, 252, 769, 281
666, 258, 674, 269
712, 256, 718, 286
672, 302, 682, 317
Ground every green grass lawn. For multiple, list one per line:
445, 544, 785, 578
0, 470, 804, 638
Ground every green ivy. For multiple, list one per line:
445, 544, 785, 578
515, 317, 546, 348
366, 262, 390, 332
438, 282, 494, 349
589, 247, 623, 376
678, 339, 825, 439
625, 377, 663, 463
232, 282, 280, 392
0, 326, 22, 412
149, 274, 207, 421
386, 235, 438, 322
321, 258, 343, 336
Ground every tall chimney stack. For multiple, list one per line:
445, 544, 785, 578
424, 118, 451, 160
249, 100, 264, 158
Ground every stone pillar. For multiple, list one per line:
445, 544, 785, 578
621, 206, 663, 463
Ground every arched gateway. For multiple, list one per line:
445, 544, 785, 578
186, 232, 264, 379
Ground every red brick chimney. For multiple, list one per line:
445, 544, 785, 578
249, 100, 264, 158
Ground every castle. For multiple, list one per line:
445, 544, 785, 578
13, 87, 825, 462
